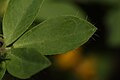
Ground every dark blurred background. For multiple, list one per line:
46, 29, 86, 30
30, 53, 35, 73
0, 0, 120, 80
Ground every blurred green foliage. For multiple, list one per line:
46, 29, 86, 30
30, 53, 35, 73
35, 0, 85, 22
0, 0, 8, 16
78, 0, 120, 5
106, 8, 120, 47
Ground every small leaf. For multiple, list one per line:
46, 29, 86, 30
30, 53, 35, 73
35, 1, 85, 22
3, 0, 44, 45
6, 48, 51, 79
0, 62, 6, 80
14, 16, 97, 55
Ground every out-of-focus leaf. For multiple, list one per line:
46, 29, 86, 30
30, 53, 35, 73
35, 1, 85, 22
97, 55, 112, 80
0, 0, 9, 16
14, 16, 96, 55
77, 0, 120, 5
106, 9, 120, 47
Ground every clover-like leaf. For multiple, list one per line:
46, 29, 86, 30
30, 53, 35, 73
3, 0, 44, 45
6, 48, 51, 79
14, 16, 97, 55
0, 62, 6, 80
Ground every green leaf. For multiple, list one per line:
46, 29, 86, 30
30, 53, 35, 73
97, 55, 112, 80
3, 0, 44, 45
48, 0, 73, 2
35, 1, 85, 22
106, 9, 120, 47
6, 48, 51, 79
0, 62, 6, 80
0, 0, 8, 17
14, 16, 97, 55
78, 0, 120, 5
0, 17, 2, 34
